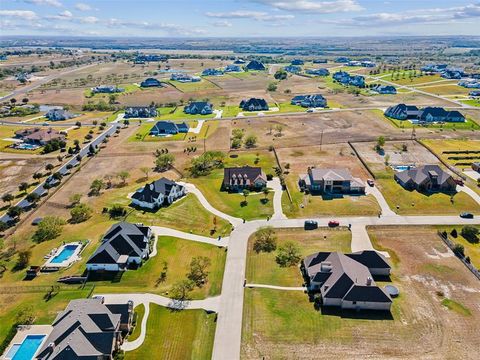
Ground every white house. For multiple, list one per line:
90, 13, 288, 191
131, 178, 185, 210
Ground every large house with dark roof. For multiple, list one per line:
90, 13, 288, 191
299, 168, 365, 194
202, 68, 224, 76
223, 166, 267, 191
371, 84, 397, 94
45, 108, 74, 121
124, 106, 157, 118
306, 68, 329, 76
224, 64, 242, 73
86, 222, 152, 272
170, 73, 201, 83
131, 178, 185, 209
91, 85, 124, 94
291, 59, 304, 65
15, 127, 65, 146
36, 298, 132, 359
302, 251, 392, 311
140, 77, 163, 87
384, 104, 420, 120
418, 107, 465, 123
245, 60, 266, 71
149, 121, 189, 136
394, 165, 456, 193
333, 71, 365, 87
291, 94, 327, 108
284, 65, 302, 74
240, 98, 269, 112
184, 101, 213, 115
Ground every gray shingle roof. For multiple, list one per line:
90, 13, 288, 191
395, 164, 452, 187
131, 178, 184, 204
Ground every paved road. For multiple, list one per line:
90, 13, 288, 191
365, 184, 397, 216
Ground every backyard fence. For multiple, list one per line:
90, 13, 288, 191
417, 140, 466, 180
272, 146, 293, 203
437, 231, 480, 281
347, 141, 376, 179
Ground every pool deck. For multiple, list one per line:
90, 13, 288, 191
42, 241, 84, 268
1, 325, 52, 360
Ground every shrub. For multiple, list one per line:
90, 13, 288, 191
253, 227, 277, 253
33, 216, 66, 242
70, 203, 92, 223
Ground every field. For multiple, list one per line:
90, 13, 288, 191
242, 225, 480, 359
436, 225, 480, 269
246, 227, 351, 287
125, 305, 216, 360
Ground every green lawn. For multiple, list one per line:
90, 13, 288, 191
93, 236, 226, 299
441, 298, 472, 316
129, 304, 145, 342
0, 125, 43, 154
168, 80, 218, 93
126, 305, 216, 360
218, 105, 240, 118
246, 227, 351, 287
461, 99, 480, 107
128, 122, 189, 142
389, 74, 442, 86
188, 152, 277, 220
436, 225, 480, 269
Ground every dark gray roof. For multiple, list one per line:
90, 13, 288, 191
395, 164, 453, 186
309, 168, 354, 182
131, 178, 184, 204
346, 250, 390, 270
223, 166, 267, 187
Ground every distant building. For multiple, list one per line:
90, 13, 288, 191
470, 90, 480, 97
441, 69, 463, 79
291, 59, 304, 65
333, 71, 365, 87
306, 68, 329, 76
302, 251, 392, 311
472, 162, 480, 173
299, 168, 365, 194
202, 68, 224, 76
313, 59, 327, 64
371, 84, 397, 94
124, 106, 157, 118
335, 57, 350, 63
234, 58, 246, 64
86, 222, 152, 272
421, 64, 448, 72
346, 60, 376, 67
131, 178, 185, 209
418, 107, 465, 123
140, 77, 163, 87
15, 128, 65, 146
459, 79, 480, 88
394, 164, 456, 193
223, 166, 267, 190
184, 101, 213, 115
170, 73, 201, 83
45, 108, 74, 121
291, 94, 327, 108
245, 60, 266, 71
149, 121, 189, 136
284, 65, 302, 74
384, 104, 420, 120
224, 64, 242, 73
240, 98, 269, 111
91, 85, 124, 94
135, 54, 167, 62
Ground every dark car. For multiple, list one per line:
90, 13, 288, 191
304, 220, 318, 230
460, 212, 474, 219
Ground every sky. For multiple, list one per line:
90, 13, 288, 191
0, 0, 479, 37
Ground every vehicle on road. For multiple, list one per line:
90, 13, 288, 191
328, 220, 340, 227
460, 212, 474, 219
367, 179, 375, 187
304, 220, 318, 230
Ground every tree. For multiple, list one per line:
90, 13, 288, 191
187, 256, 211, 287
253, 227, 277, 253
375, 136, 386, 152
244, 134, 257, 148
26, 192, 40, 204
7, 206, 22, 219
263, 187, 270, 201
90, 179, 105, 196
242, 189, 250, 204
453, 243, 465, 257
267, 82, 277, 92
2, 193, 14, 206
170, 279, 195, 301
275, 241, 302, 267
461, 226, 479, 244
155, 153, 175, 172
231, 137, 242, 149
140, 166, 150, 180
69, 193, 82, 207
32, 172, 43, 181
45, 163, 54, 172
274, 124, 283, 136
19, 182, 29, 194
189, 151, 225, 177
274, 69, 287, 80
109, 204, 126, 218
117, 171, 130, 186
70, 203, 92, 223
33, 216, 66, 242
15, 250, 31, 270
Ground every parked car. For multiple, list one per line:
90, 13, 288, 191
367, 179, 375, 187
454, 179, 464, 186
460, 212, 474, 219
328, 220, 340, 227
304, 220, 318, 230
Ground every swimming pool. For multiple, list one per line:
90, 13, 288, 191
50, 244, 79, 264
6, 334, 45, 360
393, 165, 415, 171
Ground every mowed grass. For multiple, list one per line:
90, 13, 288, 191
441, 298, 472, 316
93, 236, 226, 299
436, 225, 480, 269
246, 228, 351, 287
415, 84, 471, 96
282, 177, 381, 218
168, 80, 218, 92
125, 304, 216, 360
188, 152, 277, 220
389, 74, 442, 85
421, 139, 480, 165
0, 125, 44, 154
128, 304, 145, 342
461, 99, 480, 107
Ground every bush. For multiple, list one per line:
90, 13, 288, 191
453, 243, 465, 257
109, 204, 127, 218
275, 241, 302, 267
70, 203, 92, 223
461, 225, 479, 244
33, 216, 66, 242
253, 227, 277, 253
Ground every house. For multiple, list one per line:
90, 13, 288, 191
202, 68, 224, 76
335, 57, 350, 63
124, 106, 157, 118
371, 84, 397, 94
135, 54, 167, 62
284, 65, 302, 74
302, 251, 392, 311
91, 85, 124, 94
394, 164, 457, 193
224, 64, 242, 73
234, 58, 246, 64
421, 64, 448, 72
291, 59, 304, 65
313, 59, 327, 64
240, 98, 269, 111
333, 71, 365, 87
306, 68, 329, 76
245, 60, 266, 71
470, 90, 480, 97
36, 298, 133, 360
14, 127, 65, 146
441, 69, 463, 79
149, 121, 189, 136
45, 108, 74, 121
418, 107, 465, 123
291, 94, 327, 108
384, 104, 420, 120
140, 77, 163, 87
298, 168, 365, 194
459, 79, 480, 88
86, 222, 152, 271
184, 101, 213, 115
170, 73, 201, 82
472, 162, 480, 173
131, 178, 185, 209
223, 166, 267, 190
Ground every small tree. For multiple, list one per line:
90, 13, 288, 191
108, 204, 126, 219
32, 172, 43, 181
19, 182, 29, 194
263, 187, 270, 201
244, 134, 257, 148
267, 82, 277, 92
140, 166, 150, 180
187, 256, 211, 287
253, 227, 277, 253
117, 171, 130, 186
45, 163, 54, 172
170, 279, 195, 301
90, 179, 105, 196
453, 243, 465, 257
274, 124, 283, 137
461, 226, 479, 244
155, 153, 175, 171
69, 193, 82, 207
2, 193, 14, 206
33, 216, 66, 242
26, 192, 40, 204
275, 241, 302, 267
70, 203, 92, 223
7, 206, 22, 219
242, 189, 250, 204
16, 250, 31, 270
375, 136, 386, 152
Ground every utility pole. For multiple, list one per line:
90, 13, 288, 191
320, 129, 324, 151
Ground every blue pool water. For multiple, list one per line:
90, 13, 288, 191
10, 335, 45, 360
16, 144, 39, 150
50, 244, 78, 264
394, 165, 415, 171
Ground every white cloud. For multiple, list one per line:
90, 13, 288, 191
250, 0, 363, 13
74, 2, 93, 11
45, 10, 73, 20
0, 10, 38, 20
24, 0, 62, 7
205, 10, 294, 21
212, 20, 233, 27
79, 16, 98, 23
106, 18, 206, 36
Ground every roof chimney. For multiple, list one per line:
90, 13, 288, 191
366, 277, 372, 286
